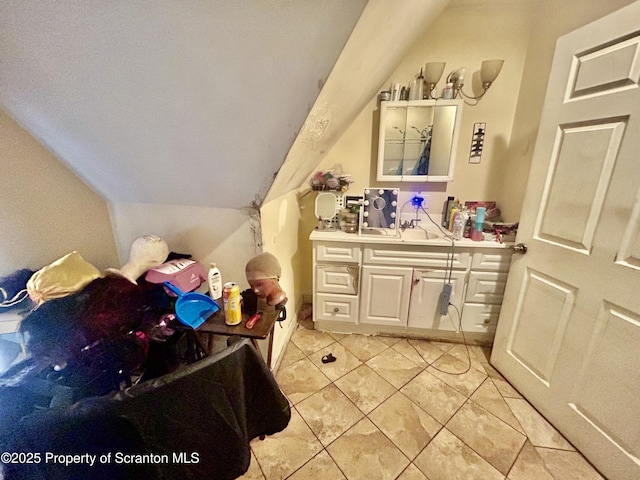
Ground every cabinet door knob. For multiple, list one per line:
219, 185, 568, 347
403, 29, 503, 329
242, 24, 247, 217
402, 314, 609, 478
333, 307, 340, 313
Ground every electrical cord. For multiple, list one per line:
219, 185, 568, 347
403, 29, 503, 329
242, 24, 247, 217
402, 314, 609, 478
404, 204, 471, 376
407, 302, 472, 376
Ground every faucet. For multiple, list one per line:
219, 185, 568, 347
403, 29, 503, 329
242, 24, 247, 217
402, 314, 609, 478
400, 217, 421, 230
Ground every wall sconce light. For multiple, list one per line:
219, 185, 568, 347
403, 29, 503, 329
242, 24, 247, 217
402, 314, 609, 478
423, 62, 446, 99
447, 60, 504, 104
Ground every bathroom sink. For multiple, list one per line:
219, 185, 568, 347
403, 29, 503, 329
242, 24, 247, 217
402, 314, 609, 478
400, 228, 444, 240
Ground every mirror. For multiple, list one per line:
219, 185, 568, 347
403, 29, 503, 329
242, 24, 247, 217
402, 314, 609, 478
361, 188, 399, 236
315, 192, 337, 229
377, 100, 462, 182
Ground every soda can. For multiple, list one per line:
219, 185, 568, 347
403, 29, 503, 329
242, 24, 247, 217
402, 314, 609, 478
223, 282, 242, 326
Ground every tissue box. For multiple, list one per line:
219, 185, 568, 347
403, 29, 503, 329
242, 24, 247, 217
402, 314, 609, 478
145, 259, 206, 292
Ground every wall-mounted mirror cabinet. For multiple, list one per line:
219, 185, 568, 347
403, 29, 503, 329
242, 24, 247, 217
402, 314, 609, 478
377, 99, 463, 182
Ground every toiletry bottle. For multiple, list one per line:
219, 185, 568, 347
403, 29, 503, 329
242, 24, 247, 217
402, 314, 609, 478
416, 68, 424, 100
442, 82, 453, 100
207, 263, 223, 300
452, 212, 464, 240
442, 196, 454, 228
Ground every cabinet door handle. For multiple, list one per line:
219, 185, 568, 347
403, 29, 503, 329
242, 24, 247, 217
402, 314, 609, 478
333, 307, 340, 313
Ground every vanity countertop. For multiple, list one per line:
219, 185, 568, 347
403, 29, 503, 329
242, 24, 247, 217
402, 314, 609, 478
310, 228, 513, 249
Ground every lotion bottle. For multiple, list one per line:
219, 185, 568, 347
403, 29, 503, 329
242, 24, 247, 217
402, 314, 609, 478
207, 263, 223, 300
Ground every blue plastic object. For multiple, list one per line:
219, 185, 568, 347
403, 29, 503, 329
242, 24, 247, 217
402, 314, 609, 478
163, 281, 219, 329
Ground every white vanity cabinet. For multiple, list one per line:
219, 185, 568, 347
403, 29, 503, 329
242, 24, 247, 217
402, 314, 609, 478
312, 242, 361, 324
310, 231, 512, 345
360, 265, 412, 327
460, 250, 511, 336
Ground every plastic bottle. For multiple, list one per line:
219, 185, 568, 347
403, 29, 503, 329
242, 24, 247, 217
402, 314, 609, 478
207, 263, 223, 300
452, 212, 464, 241
442, 82, 453, 99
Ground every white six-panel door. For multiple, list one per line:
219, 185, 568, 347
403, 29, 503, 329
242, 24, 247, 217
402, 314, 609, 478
491, 2, 640, 479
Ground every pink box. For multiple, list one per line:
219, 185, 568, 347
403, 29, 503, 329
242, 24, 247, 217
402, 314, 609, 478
145, 259, 207, 293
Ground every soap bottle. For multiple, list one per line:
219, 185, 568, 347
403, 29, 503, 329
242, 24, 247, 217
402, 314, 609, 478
207, 263, 223, 300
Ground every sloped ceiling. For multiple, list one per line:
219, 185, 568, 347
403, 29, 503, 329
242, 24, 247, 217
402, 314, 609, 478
0, 0, 367, 209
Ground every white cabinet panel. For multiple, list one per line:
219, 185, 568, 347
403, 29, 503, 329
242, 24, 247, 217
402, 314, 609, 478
315, 293, 359, 323
466, 271, 508, 304
471, 250, 512, 272
360, 265, 412, 327
364, 245, 471, 269
408, 269, 466, 330
460, 303, 501, 334
316, 242, 361, 263
316, 265, 359, 295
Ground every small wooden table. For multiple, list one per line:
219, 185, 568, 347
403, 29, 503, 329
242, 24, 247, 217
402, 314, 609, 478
196, 300, 278, 367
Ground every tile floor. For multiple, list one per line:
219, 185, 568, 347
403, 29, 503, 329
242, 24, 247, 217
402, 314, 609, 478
239, 325, 605, 480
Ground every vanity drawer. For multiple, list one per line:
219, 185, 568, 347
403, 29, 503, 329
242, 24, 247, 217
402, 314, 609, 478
315, 293, 359, 322
364, 245, 471, 269
316, 264, 359, 295
471, 250, 512, 272
461, 303, 502, 334
466, 271, 508, 304
316, 242, 362, 264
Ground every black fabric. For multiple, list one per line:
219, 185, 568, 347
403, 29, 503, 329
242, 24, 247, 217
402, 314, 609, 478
0, 339, 290, 480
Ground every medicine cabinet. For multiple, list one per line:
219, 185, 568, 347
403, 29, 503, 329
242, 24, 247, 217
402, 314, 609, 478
377, 99, 463, 182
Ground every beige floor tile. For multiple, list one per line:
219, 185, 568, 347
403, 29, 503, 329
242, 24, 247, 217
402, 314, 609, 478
492, 377, 523, 398
413, 428, 504, 480
377, 335, 404, 346
295, 384, 364, 446
287, 450, 346, 480
401, 370, 467, 424
339, 334, 389, 361
396, 463, 428, 480
308, 341, 362, 382
391, 339, 430, 367
291, 327, 336, 356
408, 339, 449, 364
366, 348, 423, 389
334, 364, 396, 414
446, 343, 486, 374
536, 447, 605, 480
327, 417, 410, 480
279, 342, 306, 370
369, 392, 442, 459
471, 378, 524, 433
504, 398, 574, 450
276, 357, 331, 405
507, 441, 555, 480
447, 400, 526, 475
237, 451, 266, 479
427, 353, 487, 397
250, 409, 323, 480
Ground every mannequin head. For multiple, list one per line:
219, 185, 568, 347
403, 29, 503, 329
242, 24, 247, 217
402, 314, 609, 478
245, 252, 287, 306
106, 235, 169, 284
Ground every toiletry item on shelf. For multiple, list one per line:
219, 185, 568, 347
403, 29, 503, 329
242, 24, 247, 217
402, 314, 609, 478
452, 212, 464, 240
442, 82, 453, 99
449, 207, 459, 232
442, 196, 454, 228
207, 263, 223, 300
475, 206, 487, 232
463, 215, 472, 238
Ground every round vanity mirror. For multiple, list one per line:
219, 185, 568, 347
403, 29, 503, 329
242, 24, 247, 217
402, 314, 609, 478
315, 192, 337, 222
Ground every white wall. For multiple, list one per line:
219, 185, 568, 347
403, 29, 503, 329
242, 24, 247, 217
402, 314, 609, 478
259, 192, 304, 368
0, 109, 119, 277
316, 0, 535, 222
108, 202, 260, 290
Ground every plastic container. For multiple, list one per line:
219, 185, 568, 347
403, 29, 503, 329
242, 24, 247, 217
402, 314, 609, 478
452, 212, 464, 240
207, 263, 223, 300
